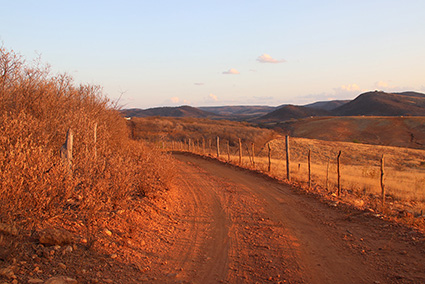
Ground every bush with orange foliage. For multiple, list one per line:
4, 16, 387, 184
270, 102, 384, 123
0, 47, 175, 236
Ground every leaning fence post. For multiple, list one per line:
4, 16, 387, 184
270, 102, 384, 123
227, 141, 230, 162
216, 136, 220, 158
381, 154, 385, 205
286, 135, 290, 181
326, 156, 330, 191
60, 128, 73, 173
337, 150, 342, 196
239, 138, 242, 165
268, 143, 272, 172
308, 149, 311, 189
251, 143, 255, 167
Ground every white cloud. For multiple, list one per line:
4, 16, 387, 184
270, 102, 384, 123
222, 68, 240, 75
339, 84, 361, 92
208, 93, 218, 101
332, 83, 365, 99
374, 81, 389, 88
194, 82, 205, 86
294, 83, 364, 105
372, 81, 411, 92
257, 54, 286, 64
170, 97, 180, 103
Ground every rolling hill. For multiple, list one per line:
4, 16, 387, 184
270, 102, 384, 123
254, 105, 331, 123
199, 105, 276, 119
304, 100, 350, 111
122, 91, 425, 123
122, 105, 220, 118
334, 91, 425, 116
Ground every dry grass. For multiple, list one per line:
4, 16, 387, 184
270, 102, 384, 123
268, 138, 425, 204
0, 47, 175, 238
169, 135, 425, 216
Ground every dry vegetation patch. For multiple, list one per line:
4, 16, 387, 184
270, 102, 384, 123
0, 47, 176, 283
127, 116, 279, 148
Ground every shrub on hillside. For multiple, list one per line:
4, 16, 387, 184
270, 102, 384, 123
0, 47, 174, 235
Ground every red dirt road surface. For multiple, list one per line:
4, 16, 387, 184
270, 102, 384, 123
162, 152, 425, 284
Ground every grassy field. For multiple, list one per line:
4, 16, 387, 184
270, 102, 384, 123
168, 136, 425, 215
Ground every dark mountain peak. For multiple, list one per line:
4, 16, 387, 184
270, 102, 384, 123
304, 100, 350, 111
334, 91, 425, 116
255, 105, 331, 123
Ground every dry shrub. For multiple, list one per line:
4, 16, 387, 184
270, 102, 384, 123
128, 116, 279, 154
0, 46, 174, 236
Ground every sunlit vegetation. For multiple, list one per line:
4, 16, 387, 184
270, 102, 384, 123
127, 116, 279, 148
0, 47, 175, 237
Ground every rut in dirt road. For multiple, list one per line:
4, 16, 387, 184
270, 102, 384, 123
166, 152, 425, 284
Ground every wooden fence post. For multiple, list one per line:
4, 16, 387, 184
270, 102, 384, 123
239, 138, 242, 165
268, 143, 272, 172
326, 156, 330, 191
381, 154, 385, 205
337, 150, 342, 196
202, 137, 205, 155
252, 143, 255, 167
216, 136, 220, 158
308, 149, 311, 189
227, 141, 230, 162
286, 135, 290, 181
60, 128, 73, 173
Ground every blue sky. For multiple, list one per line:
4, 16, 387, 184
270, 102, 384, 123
1, 0, 425, 108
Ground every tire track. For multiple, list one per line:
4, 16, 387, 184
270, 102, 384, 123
171, 153, 425, 284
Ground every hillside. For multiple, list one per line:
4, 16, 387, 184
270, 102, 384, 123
267, 116, 425, 149
254, 105, 331, 123
127, 116, 279, 149
304, 100, 350, 111
334, 91, 425, 116
123, 105, 220, 118
199, 105, 276, 119
122, 91, 425, 121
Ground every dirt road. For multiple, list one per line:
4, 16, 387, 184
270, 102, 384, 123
156, 152, 425, 284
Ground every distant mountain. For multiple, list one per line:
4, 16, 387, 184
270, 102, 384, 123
122, 91, 425, 121
122, 105, 219, 118
255, 105, 331, 123
199, 105, 276, 118
304, 100, 350, 111
334, 91, 425, 116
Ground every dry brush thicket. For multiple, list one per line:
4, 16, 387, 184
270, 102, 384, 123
0, 47, 175, 238
127, 116, 279, 149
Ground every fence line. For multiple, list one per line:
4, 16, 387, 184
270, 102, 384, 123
166, 135, 392, 205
